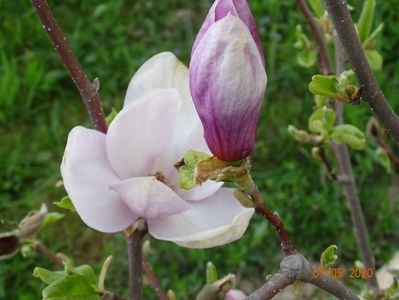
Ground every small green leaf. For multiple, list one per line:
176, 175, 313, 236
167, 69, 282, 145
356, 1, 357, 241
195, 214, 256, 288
308, 107, 336, 135
206, 262, 218, 284
54, 196, 76, 213
73, 265, 98, 286
357, 0, 376, 42
330, 124, 366, 150
309, 75, 338, 98
307, 0, 325, 18
178, 150, 210, 190
41, 212, 64, 228
365, 50, 382, 70
33, 267, 66, 285
322, 107, 336, 132
320, 245, 338, 267
363, 22, 384, 48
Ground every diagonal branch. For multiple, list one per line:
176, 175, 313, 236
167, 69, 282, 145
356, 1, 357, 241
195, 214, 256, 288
324, 0, 399, 146
142, 255, 168, 300
31, 0, 108, 133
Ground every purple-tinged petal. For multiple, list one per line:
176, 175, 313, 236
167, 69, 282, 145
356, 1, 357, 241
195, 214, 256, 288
147, 188, 254, 248
190, 16, 267, 161
226, 289, 247, 300
60, 127, 137, 233
110, 177, 190, 220
106, 89, 181, 179
192, 0, 265, 66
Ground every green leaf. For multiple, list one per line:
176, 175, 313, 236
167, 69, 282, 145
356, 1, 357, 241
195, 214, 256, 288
365, 49, 382, 70
308, 107, 336, 135
206, 262, 218, 284
320, 245, 338, 267
357, 0, 376, 42
297, 50, 316, 68
73, 265, 97, 286
41, 212, 64, 228
105, 108, 117, 125
322, 107, 336, 132
363, 22, 384, 48
330, 124, 366, 150
33, 267, 66, 285
178, 150, 210, 190
307, 0, 325, 18
42, 274, 100, 300
309, 75, 338, 98
54, 196, 76, 213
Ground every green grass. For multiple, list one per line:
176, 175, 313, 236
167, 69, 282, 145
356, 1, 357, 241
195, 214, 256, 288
0, 0, 398, 299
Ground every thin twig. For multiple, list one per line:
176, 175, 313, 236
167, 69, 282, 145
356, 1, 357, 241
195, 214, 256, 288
296, 0, 333, 75
324, 0, 399, 146
142, 255, 168, 300
31, 0, 108, 133
127, 229, 146, 300
331, 35, 379, 290
246, 254, 360, 300
319, 146, 338, 180
34, 241, 64, 266
250, 188, 296, 256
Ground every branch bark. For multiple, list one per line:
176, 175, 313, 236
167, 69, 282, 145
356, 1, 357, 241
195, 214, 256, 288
142, 255, 168, 300
31, 0, 108, 133
324, 0, 399, 146
126, 229, 146, 300
246, 254, 360, 300
34, 240, 64, 266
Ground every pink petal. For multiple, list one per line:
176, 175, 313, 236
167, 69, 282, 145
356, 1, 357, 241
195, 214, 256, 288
147, 188, 254, 248
60, 127, 137, 233
110, 177, 190, 219
124, 52, 191, 108
106, 89, 181, 179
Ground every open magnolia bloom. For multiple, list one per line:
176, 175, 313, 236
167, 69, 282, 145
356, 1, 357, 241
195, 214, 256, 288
61, 52, 254, 248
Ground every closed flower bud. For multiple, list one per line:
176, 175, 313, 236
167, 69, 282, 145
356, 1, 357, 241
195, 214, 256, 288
190, 0, 267, 161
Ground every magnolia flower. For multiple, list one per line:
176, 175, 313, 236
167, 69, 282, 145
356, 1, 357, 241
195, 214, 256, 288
61, 52, 254, 248
190, 0, 267, 161
226, 289, 246, 300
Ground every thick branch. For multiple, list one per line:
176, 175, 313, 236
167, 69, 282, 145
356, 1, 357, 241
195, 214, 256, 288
296, 0, 333, 75
331, 36, 378, 290
142, 255, 168, 300
31, 0, 108, 133
127, 230, 146, 300
246, 254, 360, 300
324, 0, 399, 145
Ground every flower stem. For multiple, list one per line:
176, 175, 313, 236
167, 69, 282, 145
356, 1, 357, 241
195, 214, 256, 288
126, 229, 146, 300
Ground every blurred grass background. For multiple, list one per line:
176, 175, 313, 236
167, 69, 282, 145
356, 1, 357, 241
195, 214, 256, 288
0, 0, 398, 299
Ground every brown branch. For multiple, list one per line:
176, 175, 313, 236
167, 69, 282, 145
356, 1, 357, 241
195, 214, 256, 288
246, 254, 360, 300
31, 0, 108, 133
250, 188, 296, 256
34, 240, 64, 266
319, 146, 338, 180
142, 255, 168, 300
126, 229, 146, 300
324, 0, 399, 146
296, 0, 333, 75
331, 35, 379, 290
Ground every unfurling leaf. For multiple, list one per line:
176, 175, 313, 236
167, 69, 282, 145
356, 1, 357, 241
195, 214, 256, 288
308, 107, 336, 135
330, 124, 366, 150
321, 245, 338, 267
297, 50, 316, 68
309, 75, 338, 98
307, 0, 325, 18
357, 0, 376, 42
41, 212, 64, 228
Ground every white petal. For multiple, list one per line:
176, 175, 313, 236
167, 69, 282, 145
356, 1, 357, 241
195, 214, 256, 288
106, 89, 181, 179
147, 188, 254, 248
110, 177, 190, 219
124, 52, 191, 107
61, 127, 137, 233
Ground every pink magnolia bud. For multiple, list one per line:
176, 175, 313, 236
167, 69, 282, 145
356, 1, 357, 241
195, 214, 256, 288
190, 0, 267, 161
226, 289, 246, 300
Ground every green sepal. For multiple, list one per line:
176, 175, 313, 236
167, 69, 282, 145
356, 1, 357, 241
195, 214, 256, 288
178, 150, 210, 190
320, 245, 338, 267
